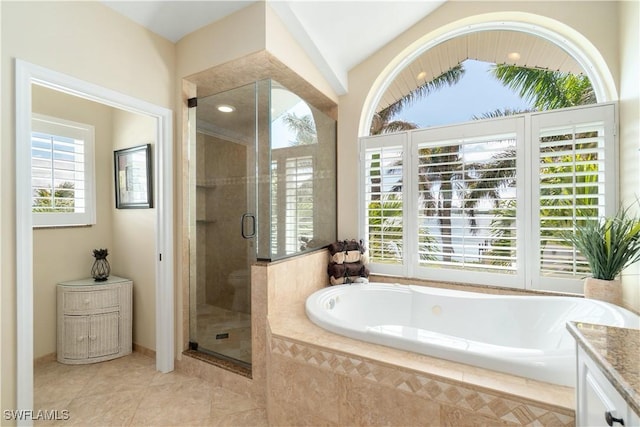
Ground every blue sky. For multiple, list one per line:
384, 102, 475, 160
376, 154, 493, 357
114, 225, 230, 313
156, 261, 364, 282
396, 59, 534, 128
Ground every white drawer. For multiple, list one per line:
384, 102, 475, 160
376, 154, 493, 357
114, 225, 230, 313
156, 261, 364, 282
63, 288, 119, 312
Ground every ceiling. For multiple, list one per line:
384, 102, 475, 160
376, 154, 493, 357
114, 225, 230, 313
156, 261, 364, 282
101, 1, 585, 116
100, 0, 446, 95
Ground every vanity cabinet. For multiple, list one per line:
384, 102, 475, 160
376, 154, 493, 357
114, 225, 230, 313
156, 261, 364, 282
577, 346, 640, 427
57, 276, 132, 364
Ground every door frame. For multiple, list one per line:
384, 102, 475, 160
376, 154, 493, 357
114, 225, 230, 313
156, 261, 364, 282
15, 59, 174, 415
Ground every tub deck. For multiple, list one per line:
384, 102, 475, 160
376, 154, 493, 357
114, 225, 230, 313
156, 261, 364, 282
268, 300, 575, 426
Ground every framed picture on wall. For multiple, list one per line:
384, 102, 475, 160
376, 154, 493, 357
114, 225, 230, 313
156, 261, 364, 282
114, 144, 153, 209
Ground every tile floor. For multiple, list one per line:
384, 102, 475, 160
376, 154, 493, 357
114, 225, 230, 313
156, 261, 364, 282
195, 304, 251, 365
34, 352, 267, 426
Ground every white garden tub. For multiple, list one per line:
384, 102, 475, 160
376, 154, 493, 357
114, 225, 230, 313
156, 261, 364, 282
305, 283, 640, 387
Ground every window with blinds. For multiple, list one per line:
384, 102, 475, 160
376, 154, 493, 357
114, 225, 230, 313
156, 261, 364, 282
271, 154, 315, 256
416, 134, 517, 274
362, 137, 405, 268
532, 105, 615, 291
285, 156, 314, 254
31, 114, 95, 227
359, 103, 616, 293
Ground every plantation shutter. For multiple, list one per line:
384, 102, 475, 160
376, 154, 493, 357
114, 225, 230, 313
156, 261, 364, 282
532, 104, 616, 291
31, 131, 86, 213
415, 136, 518, 272
31, 114, 95, 227
361, 133, 407, 274
285, 156, 314, 254
411, 117, 522, 286
271, 154, 315, 256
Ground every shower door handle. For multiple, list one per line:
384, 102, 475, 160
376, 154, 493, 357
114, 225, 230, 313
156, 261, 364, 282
241, 213, 256, 239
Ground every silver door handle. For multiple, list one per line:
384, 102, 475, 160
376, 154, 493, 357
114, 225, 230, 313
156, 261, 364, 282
241, 213, 256, 239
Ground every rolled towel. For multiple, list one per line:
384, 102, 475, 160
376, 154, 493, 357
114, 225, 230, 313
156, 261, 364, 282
328, 239, 366, 255
331, 250, 365, 265
327, 262, 369, 279
330, 275, 369, 286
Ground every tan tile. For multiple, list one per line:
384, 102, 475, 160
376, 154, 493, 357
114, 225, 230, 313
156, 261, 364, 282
35, 369, 94, 407
268, 398, 337, 427
339, 375, 440, 426
77, 364, 156, 397
149, 369, 198, 387
210, 385, 260, 418
212, 408, 268, 427
130, 401, 211, 427
440, 404, 519, 427
65, 389, 140, 426
269, 353, 341, 424
139, 377, 214, 409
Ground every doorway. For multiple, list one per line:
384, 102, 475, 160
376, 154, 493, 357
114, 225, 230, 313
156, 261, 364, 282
15, 60, 174, 413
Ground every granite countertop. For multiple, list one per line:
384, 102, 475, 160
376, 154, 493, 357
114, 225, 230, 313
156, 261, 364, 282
567, 322, 640, 417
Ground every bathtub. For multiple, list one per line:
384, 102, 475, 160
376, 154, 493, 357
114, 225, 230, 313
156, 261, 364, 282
305, 283, 640, 387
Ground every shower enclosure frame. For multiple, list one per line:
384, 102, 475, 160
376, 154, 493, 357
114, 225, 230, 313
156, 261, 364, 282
185, 77, 337, 371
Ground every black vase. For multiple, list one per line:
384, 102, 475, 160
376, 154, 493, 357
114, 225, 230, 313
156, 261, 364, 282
91, 257, 110, 281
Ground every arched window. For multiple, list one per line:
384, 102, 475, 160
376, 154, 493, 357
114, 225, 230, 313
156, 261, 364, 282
359, 25, 618, 294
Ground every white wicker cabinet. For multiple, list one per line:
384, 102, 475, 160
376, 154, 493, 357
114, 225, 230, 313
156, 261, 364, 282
57, 276, 132, 364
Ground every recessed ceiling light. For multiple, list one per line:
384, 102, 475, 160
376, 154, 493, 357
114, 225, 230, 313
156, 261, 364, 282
217, 104, 235, 113
416, 71, 428, 80
507, 52, 521, 61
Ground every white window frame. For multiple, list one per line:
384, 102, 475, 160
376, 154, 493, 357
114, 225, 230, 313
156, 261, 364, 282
359, 132, 408, 277
359, 103, 617, 293
271, 145, 316, 257
31, 113, 96, 227
528, 104, 617, 293
409, 117, 526, 288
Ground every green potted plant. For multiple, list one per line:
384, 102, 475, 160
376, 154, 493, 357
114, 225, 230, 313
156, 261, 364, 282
562, 204, 640, 305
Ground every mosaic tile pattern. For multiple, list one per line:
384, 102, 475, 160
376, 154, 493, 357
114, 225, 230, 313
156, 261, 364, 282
271, 336, 574, 426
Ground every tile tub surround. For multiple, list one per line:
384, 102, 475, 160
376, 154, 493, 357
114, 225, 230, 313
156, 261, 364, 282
266, 269, 578, 425
268, 314, 575, 426
567, 322, 640, 416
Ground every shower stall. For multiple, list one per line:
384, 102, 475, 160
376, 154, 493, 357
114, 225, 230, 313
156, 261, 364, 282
187, 79, 336, 368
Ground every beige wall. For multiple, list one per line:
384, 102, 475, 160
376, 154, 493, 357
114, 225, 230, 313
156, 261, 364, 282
30, 89, 158, 360
111, 109, 157, 351
618, 0, 640, 310
1, 0, 174, 414
31, 86, 115, 359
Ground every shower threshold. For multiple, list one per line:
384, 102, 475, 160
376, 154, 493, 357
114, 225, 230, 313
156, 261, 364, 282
183, 347, 252, 378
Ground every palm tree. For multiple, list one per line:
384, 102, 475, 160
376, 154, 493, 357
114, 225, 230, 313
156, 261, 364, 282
370, 61, 596, 266
415, 66, 595, 265
367, 65, 466, 262
476, 66, 597, 268
282, 112, 317, 145
370, 64, 465, 135
491, 64, 595, 110
471, 107, 536, 120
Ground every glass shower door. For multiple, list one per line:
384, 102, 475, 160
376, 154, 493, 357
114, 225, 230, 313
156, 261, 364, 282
188, 82, 262, 367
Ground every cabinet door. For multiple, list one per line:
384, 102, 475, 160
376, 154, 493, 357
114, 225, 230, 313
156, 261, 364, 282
578, 347, 631, 427
62, 316, 89, 360
583, 371, 623, 426
88, 312, 120, 358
